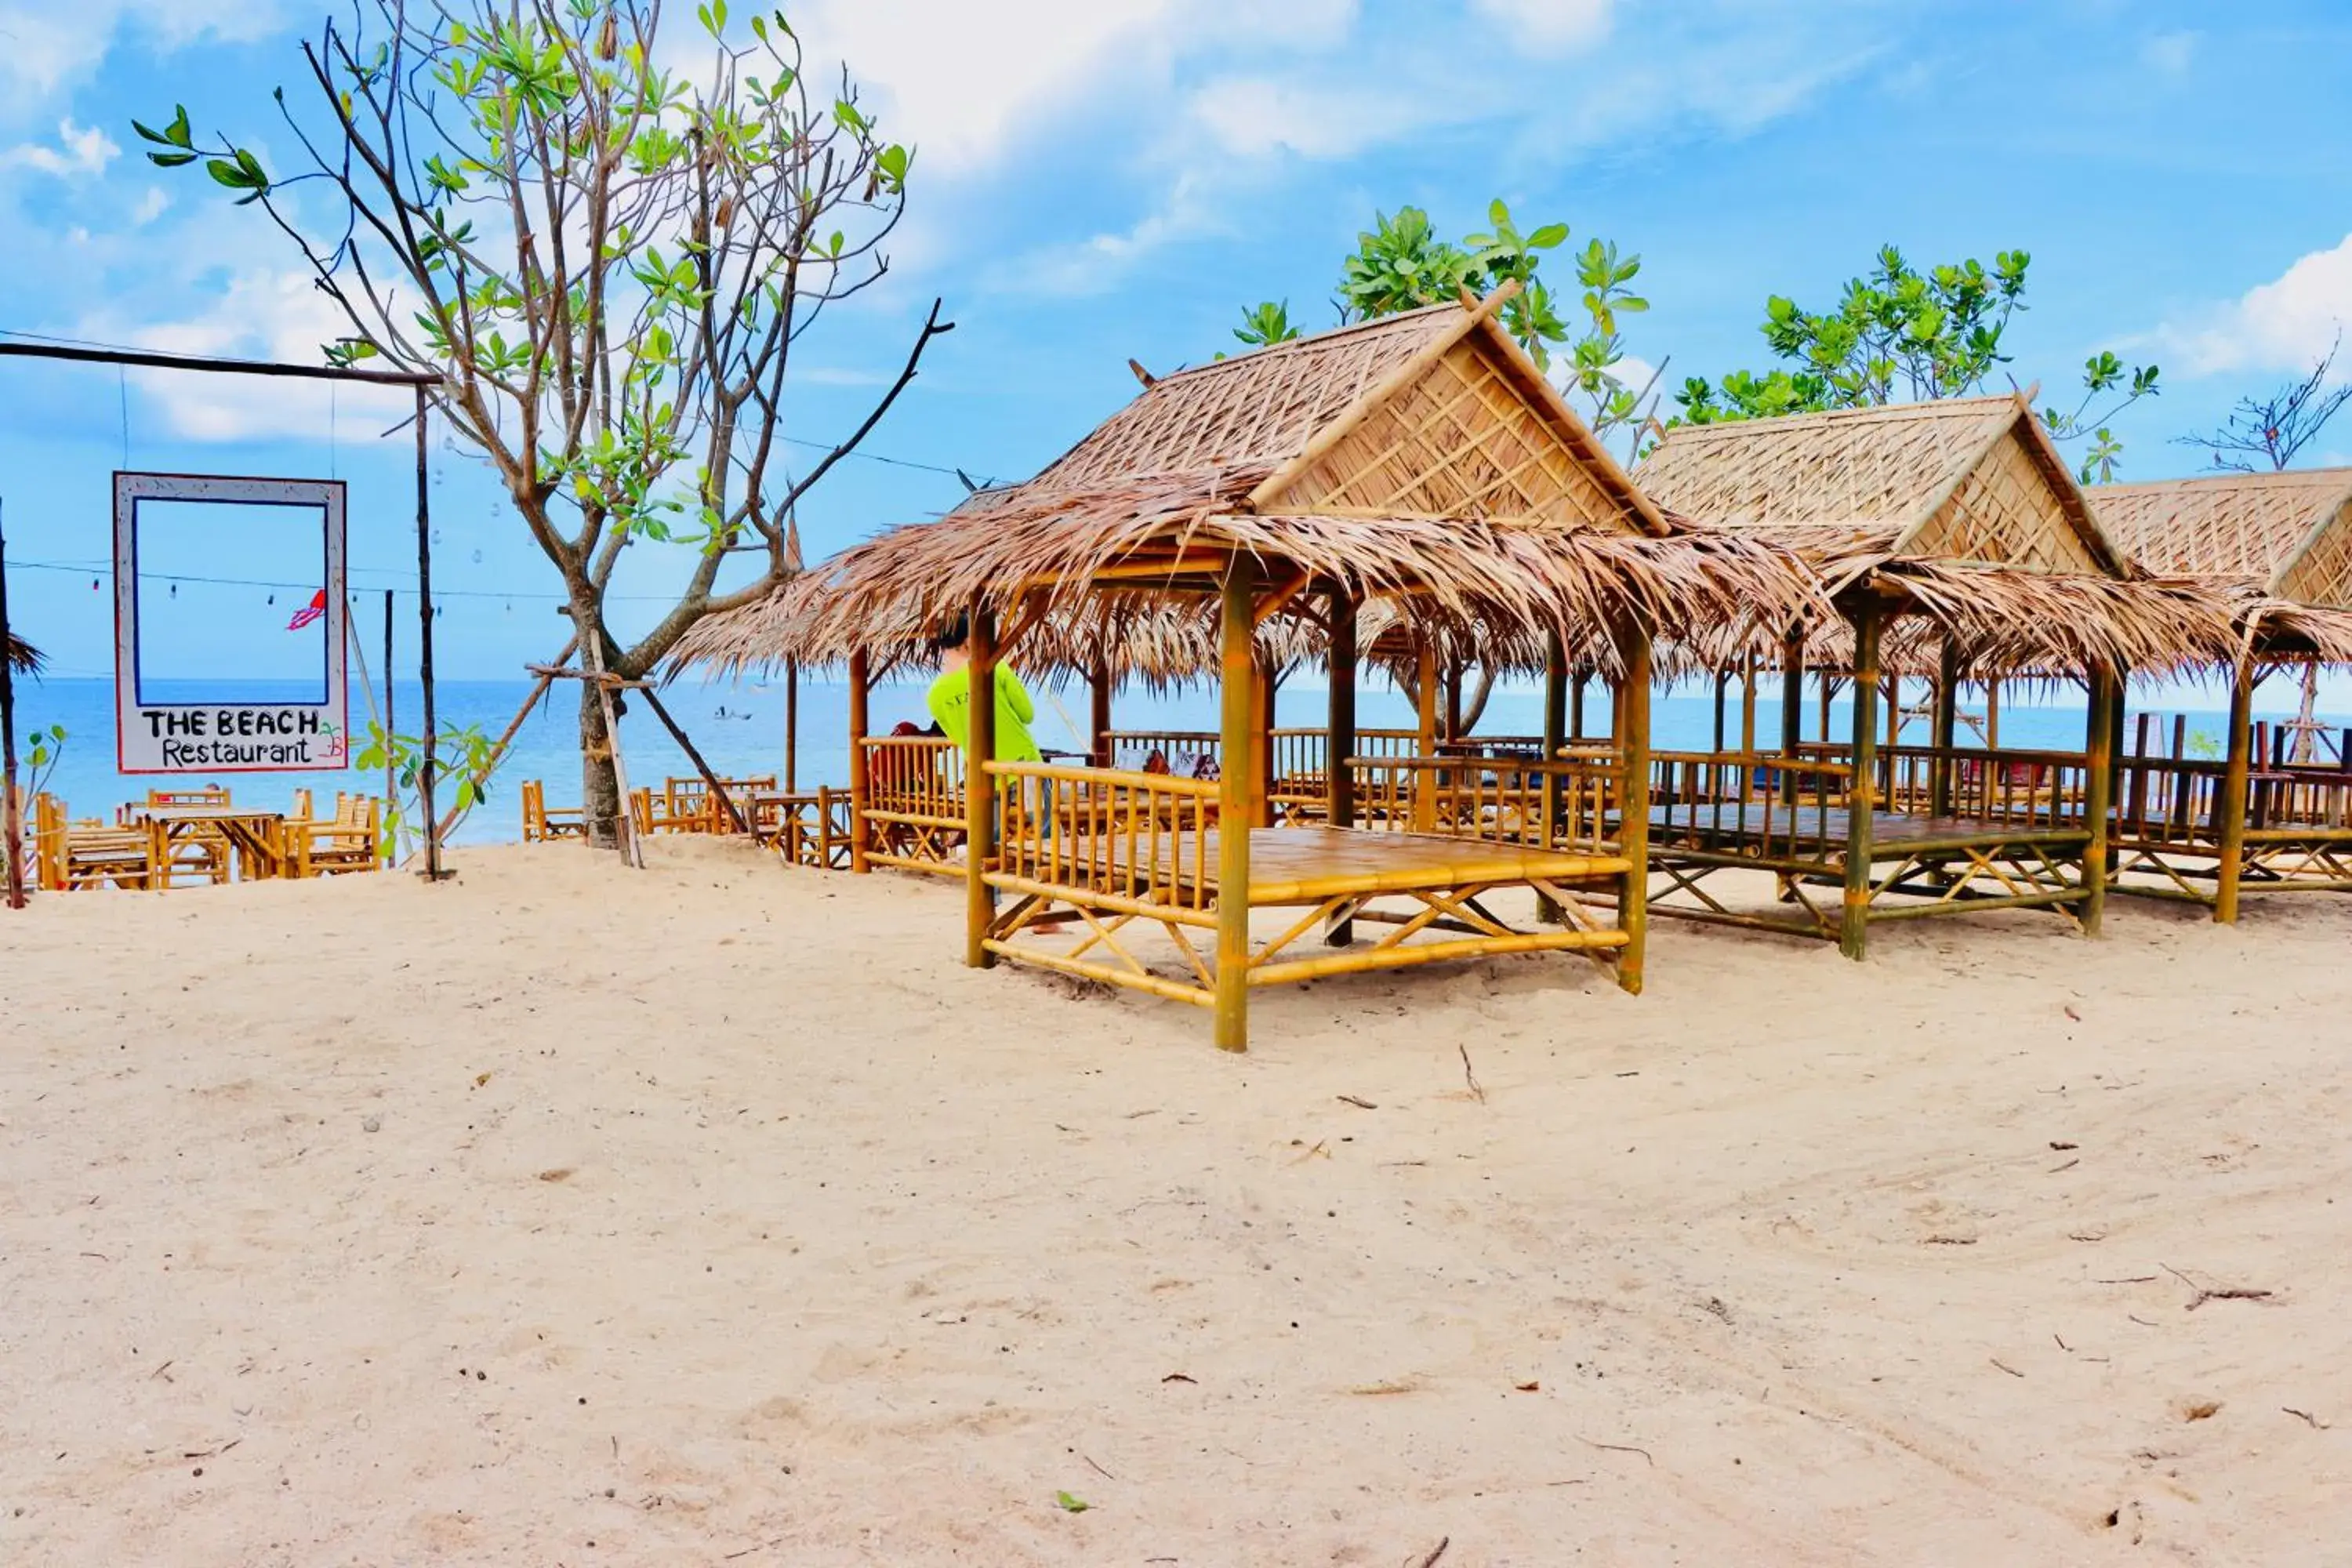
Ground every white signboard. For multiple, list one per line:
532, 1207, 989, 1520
114, 472, 350, 775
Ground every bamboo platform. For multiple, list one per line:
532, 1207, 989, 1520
982, 764, 1638, 1010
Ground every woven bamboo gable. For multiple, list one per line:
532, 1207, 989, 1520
1636, 395, 2124, 575
2096, 469, 2352, 609
967, 296, 1666, 539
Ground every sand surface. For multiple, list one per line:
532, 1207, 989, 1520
2, 838, 2348, 1565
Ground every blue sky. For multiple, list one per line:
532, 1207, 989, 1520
2, 0, 2350, 684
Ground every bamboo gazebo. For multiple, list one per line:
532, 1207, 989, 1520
1632, 394, 2231, 956
2093, 468, 2352, 918
765, 290, 1817, 1049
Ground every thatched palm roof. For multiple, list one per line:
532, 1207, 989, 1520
673, 292, 1824, 684
2091, 470, 2352, 662
5, 631, 37, 675
2096, 468, 2352, 598
1635, 395, 2240, 676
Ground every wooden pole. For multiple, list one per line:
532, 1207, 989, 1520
1711, 670, 1727, 755
576, 629, 643, 869
1615, 623, 1653, 995
1537, 631, 1567, 925
1839, 600, 1883, 960
1214, 557, 1260, 1051
382, 590, 397, 859
1739, 652, 1757, 756
1325, 584, 1358, 948
1780, 630, 1805, 804
1931, 639, 1959, 818
1251, 659, 1276, 827
848, 648, 872, 875
783, 657, 799, 792
964, 604, 998, 969
638, 686, 747, 834
1570, 671, 1588, 741
1088, 655, 1112, 769
0, 504, 21, 911
2215, 653, 2255, 924
414, 386, 445, 880
1986, 677, 2001, 749
428, 638, 576, 846
1327, 588, 1359, 829
1442, 658, 1464, 742
1413, 637, 1439, 832
2081, 665, 2117, 937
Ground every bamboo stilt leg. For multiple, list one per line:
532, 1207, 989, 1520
1537, 630, 1567, 925
1617, 624, 1653, 993
1325, 585, 1358, 947
1215, 559, 1260, 1051
2216, 655, 2254, 924
965, 607, 999, 968
848, 648, 873, 875
2082, 666, 2116, 937
1839, 601, 1883, 960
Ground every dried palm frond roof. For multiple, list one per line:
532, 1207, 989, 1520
1631, 396, 2256, 675
2092, 467, 2352, 650
1637, 394, 2129, 573
5, 630, 38, 674
672, 291, 1825, 684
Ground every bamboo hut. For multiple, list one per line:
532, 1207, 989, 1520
1632, 394, 2231, 956
767, 290, 1820, 1050
2093, 469, 2352, 917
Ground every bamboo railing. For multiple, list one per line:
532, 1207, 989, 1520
1345, 754, 1618, 853
985, 760, 1218, 921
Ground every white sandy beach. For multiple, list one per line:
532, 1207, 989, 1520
2, 838, 2348, 1565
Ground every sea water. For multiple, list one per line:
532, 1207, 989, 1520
6, 674, 2293, 847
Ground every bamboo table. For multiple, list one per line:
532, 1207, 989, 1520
132, 803, 289, 883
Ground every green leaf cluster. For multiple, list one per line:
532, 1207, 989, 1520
1673, 244, 2158, 480
1232, 199, 1653, 432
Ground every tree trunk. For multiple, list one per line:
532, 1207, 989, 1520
579, 681, 623, 848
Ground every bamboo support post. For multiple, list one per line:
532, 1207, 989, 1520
848, 648, 872, 874
2080, 664, 2118, 936
2215, 655, 2254, 924
1537, 630, 1567, 925
1931, 639, 1959, 818
1615, 622, 1652, 995
1215, 557, 1260, 1051
576, 623, 643, 870
1739, 652, 1757, 757
1570, 672, 1588, 741
1326, 584, 1359, 947
1780, 630, 1805, 806
1986, 677, 2001, 748
1090, 655, 1113, 769
784, 658, 799, 792
1839, 600, 1884, 960
382, 590, 397, 862
1413, 638, 1439, 833
1252, 659, 1276, 827
964, 606, 999, 968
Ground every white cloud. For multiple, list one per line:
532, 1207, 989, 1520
0, 0, 290, 103
96, 269, 408, 441
2149, 233, 2352, 380
1189, 75, 1446, 161
2140, 30, 2198, 75
790, 0, 1357, 174
3, 118, 119, 179
1002, 172, 1232, 297
1468, 0, 1612, 54
130, 185, 170, 225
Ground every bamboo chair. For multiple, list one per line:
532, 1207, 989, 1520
634, 784, 702, 834
34, 794, 156, 891
521, 779, 586, 841
292, 793, 379, 877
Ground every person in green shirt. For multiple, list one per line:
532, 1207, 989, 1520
926, 613, 1044, 762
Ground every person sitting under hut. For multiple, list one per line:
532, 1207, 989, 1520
926, 613, 1043, 763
